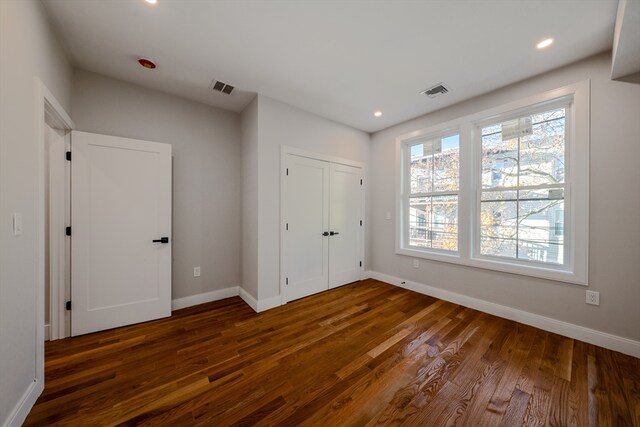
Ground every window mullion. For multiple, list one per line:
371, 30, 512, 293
481, 183, 565, 192
404, 144, 410, 249
516, 128, 521, 260
410, 191, 458, 198
459, 122, 473, 260
430, 142, 434, 248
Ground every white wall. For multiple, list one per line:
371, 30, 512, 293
240, 97, 259, 299
72, 70, 242, 300
248, 95, 371, 301
370, 52, 640, 342
0, 0, 73, 424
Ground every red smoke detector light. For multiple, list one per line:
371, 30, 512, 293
138, 58, 157, 69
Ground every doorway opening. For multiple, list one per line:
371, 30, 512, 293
34, 79, 74, 400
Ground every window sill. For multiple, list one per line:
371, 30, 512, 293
396, 246, 587, 285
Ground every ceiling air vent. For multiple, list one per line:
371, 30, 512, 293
421, 83, 449, 98
211, 79, 235, 95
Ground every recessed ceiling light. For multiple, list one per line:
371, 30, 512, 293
145, 0, 157, 4
536, 38, 554, 49
374, 111, 382, 117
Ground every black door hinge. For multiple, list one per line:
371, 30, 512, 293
286, 277, 289, 285
286, 168, 289, 176
65, 226, 71, 236
359, 261, 362, 267
66, 151, 71, 161
286, 223, 289, 231
360, 220, 362, 226
360, 179, 363, 185
65, 301, 71, 311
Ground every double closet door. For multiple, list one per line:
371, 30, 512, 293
282, 153, 363, 303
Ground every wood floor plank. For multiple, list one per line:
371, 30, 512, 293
23, 279, 638, 426
482, 324, 537, 424
568, 340, 589, 427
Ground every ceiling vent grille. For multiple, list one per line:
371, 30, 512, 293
211, 79, 235, 95
421, 83, 449, 98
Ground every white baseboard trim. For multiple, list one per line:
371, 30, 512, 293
239, 288, 282, 313
370, 271, 640, 358
239, 288, 258, 312
3, 379, 43, 427
44, 324, 50, 341
171, 286, 239, 311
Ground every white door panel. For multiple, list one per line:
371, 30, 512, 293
329, 163, 362, 288
283, 155, 329, 302
71, 131, 171, 336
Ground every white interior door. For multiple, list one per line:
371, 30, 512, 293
329, 163, 362, 288
71, 131, 172, 336
283, 155, 329, 302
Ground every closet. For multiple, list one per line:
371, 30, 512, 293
281, 152, 364, 303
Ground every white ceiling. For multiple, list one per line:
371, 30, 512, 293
43, 0, 619, 133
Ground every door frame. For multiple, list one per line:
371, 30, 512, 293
45, 112, 71, 341
34, 78, 74, 389
279, 146, 366, 305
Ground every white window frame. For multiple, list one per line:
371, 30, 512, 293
396, 80, 589, 285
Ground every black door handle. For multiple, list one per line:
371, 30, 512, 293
153, 237, 169, 243
330, 231, 339, 236
322, 232, 330, 236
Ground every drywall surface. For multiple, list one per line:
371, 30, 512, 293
370, 52, 640, 341
255, 95, 371, 300
0, 0, 73, 423
72, 70, 242, 300
240, 97, 259, 299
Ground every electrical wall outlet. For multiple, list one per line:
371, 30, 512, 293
193, 267, 201, 278
413, 259, 420, 269
586, 290, 599, 306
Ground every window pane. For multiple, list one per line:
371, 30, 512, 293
410, 157, 432, 194
410, 134, 459, 195
518, 192, 564, 264
480, 188, 565, 264
554, 209, 564, 237
481, 107, 566, 189
480, 195, 517, 258
431, 195, 458, 251
410, 144, 433, 194
482, 124, 501, 136
409, 197, 431, 248
481, 189, 518, 202
481, 130, 518, 189
409, 195, 458, 251
520, 109, 565, 186
434, 135, 460, 192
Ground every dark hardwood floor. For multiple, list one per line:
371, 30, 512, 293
25, 280, 639, 426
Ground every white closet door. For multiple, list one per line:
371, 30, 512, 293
283, 155, 329, 302
71, 131, 172, 336
329, 163, 362, 288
